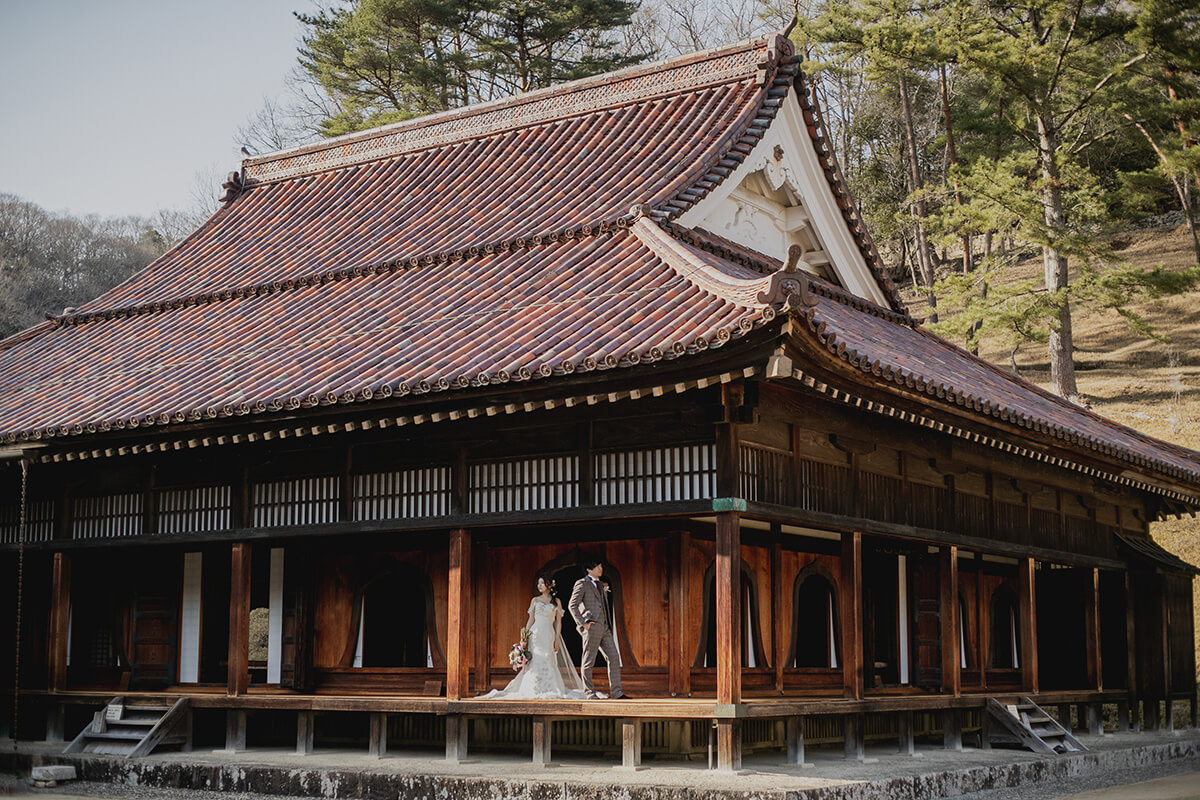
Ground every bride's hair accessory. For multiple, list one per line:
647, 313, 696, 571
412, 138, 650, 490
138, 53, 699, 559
535, 574, 557, 596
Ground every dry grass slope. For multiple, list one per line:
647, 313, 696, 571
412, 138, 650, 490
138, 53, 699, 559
903, 225, 1200, 677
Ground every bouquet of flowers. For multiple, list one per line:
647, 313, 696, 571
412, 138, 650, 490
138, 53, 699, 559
508, 627, 532, 672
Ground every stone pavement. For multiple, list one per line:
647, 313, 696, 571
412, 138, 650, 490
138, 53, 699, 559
1, 730, 1198, 799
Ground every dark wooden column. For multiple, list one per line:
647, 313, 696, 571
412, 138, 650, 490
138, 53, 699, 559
771, 535, 785, 694
228, 542, 252, 697
472, 539, 491, 694
667, 530, 691, 697
1124, 572, 1139, 729
447, 528, 472, 700
49, 552, 71, 692
715, 512, 741, 707
940, 546, 961, 696
1017, 557, 1039, 694
841, 531, 863, 699
1084, 567, 1102, 690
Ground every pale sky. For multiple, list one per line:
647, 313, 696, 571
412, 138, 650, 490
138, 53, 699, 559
0, 0, 308, 219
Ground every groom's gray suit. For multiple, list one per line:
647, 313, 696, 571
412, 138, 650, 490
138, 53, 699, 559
568, 575, 625, 698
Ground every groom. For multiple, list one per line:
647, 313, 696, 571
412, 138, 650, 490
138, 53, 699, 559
568, 560, 629, 699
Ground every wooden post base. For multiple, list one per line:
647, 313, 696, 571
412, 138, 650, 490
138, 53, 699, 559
1117, 701, 1131, 732
1191, 695, 1198, 730
224, 710, 247, 752
369, 712, 388, 758
45, 704, 65, 743
716, 719, 742, 772
616, 718, 643, 770
942, 709, 962, 751
1057, 704, 1073, 733
844, 714, 874, 762
296, 711, 314, 755
785, 716, 813, 767
532, 716, 554, 767
1087, 703, 1103, 736
1143, 699, 1161, 731
182, 708, 193, 753
445, 715, 471, 762
1166, 701, 1177, 733
899, 710, 921, 756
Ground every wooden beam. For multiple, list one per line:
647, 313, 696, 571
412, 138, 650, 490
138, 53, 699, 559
1084, 568, 1102, 691
49, 552, 71, 693
841, 531, 863, 699
1018, 557, 1039, 694
446, 528, 471, 700
667, 531, 690, 698
940, 546, 961, 697
227, 542, 251, 697
715, 511, 741, 706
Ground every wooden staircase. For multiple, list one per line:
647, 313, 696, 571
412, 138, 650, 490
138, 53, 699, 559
984, 697, 1087, 754
64, 697, 191, 757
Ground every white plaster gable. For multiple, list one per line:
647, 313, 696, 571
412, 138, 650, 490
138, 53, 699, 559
677, 95, 892, 308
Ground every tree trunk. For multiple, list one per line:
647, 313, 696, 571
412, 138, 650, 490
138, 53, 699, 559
1036, 114, 1079, 402
898, 74, 938, 322
939, 64, 972, 274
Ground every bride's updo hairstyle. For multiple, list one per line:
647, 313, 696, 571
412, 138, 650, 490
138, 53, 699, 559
535, 574, 558, 597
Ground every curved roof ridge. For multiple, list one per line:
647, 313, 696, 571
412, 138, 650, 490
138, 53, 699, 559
632, 217, 795, 310
243, 34, 784, 185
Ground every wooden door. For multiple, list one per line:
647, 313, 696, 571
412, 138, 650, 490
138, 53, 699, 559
129, 564, 179, 689
910, 554, 941, 689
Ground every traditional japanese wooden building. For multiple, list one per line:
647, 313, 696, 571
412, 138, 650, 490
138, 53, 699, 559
2, 33, 1198, 771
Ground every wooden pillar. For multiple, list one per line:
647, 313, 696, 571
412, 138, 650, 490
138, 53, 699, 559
297, 711, 314, 754
620, 718, 642, 770
225, 710, 247, 751
1017, 557, 1039, 694
715, 511, 741, 706
182, 707, 194, 753
1087, 703, 1103, 735
369, 712, 388, 758
446, 528, 471, 700
771, 536, 785, 695
45, 704, 65, 742
1085, 568, 1102, 690
667, 531, 691, 697
940, 546, 961, 697
715, 719, 741, 771
48, 552, 71, 693
532, 716, 553, 766
843, 714, 865, 760
227, 542, 251, 697
472, 540, 490, 695
898, 710, 917, 756
1124, 572, 1139, 729
786, 717, 811, 766
841, 531, 863, 699
445, 715, 468, 762
942, 709, 962, 751
1117, 701, 1131, 732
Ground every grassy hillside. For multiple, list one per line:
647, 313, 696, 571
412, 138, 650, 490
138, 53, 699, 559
902, 224, 1200, 678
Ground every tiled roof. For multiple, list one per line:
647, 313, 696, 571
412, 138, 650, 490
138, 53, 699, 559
0, 220, 780, 442
792, 281, 1200, 488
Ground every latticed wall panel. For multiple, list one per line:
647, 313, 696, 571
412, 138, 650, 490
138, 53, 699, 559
253, 476, 340, 528
355, 468, 451, 520
594, 445, 716, 505
469, 456, 579, 513
156, 485, 232, 534
0, 499, 54, 544
72, 493, 143, 539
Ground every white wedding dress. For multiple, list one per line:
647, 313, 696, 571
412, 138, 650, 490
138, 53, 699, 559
480, 600, 588, 699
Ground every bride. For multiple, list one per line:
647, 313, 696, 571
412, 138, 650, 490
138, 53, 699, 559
480, 576, 588, 699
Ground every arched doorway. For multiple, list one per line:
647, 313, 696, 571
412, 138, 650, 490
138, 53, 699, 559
344, 562, 443, 668
788, 568, 839, 668
537, 548, 638, 669
694, 563, 769, 669
990, 585, 1019, 669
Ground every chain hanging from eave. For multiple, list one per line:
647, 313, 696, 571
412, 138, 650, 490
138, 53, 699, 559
10, 458, 27, 750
